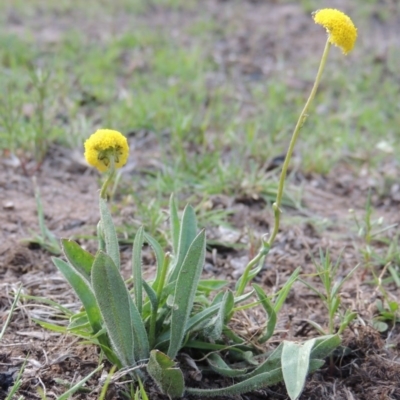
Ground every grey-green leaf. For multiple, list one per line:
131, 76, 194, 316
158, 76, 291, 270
241, 343, 283, 379
168, 204, 198, 283
132, 226, 144, 314
53, 257, 102, 334
127, 292, 150, 362
203, 290, 234, 341
253, 284, 277, 343
281, 339, 315, 400
147, 350, 185, 399
169, 194, 180, 256
61, 239, 94, 280
91, 251, 134, 367
186, 368, 283, 397
144, 232, 165, 291
167, 229, 206, 359
207, 353, 248, 378
311, 334, 341, 359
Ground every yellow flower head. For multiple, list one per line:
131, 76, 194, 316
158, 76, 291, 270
84, 129, 129, 172
313, 8, 357, 55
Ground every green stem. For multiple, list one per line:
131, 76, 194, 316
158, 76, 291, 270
266, 39, 331, 247
235, 248, 267, 296
236, 40, 331, 294
100, 158, 116, 199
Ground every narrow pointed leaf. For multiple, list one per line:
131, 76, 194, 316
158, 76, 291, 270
156, 302, 220, 348
91, 251, 134, 367
143, 280, 158, 312
57, 364, 104, 400
168, 204, 198, 283
126, 294, 150, 362
197, 279, 228, 293
144, 232, 165, 290
274, 267, 300, 313
203, 290, 234, 341
169, 194, 180, 255
53, 257, 102, 333
186, 368, 283, 397
167, 230, 206, 359
61, 239, 94, 280
241, 342, 283, 379
235, 262, 263, 292
253, 284, 277, 343
132, 226, 144, 314
207, 353, 248, 378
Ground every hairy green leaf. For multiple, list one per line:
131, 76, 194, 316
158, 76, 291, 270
53, 257, 102, 333
186, 368, 283, 397
91, 251, 135, 367
168, 204, 198, 283
203, 290, 234, 341
127, 293, 150, 362
207, 353, 248, 378
281, 339, 315, 400
144, 232, 165, 291
147, 350, 184, 399
167, 229, 206, 359
311, 334, 341, 359
253, 284, 277, 343
61, 239, 94, 280
132, 226, 144, 314
169, 194, 180, 256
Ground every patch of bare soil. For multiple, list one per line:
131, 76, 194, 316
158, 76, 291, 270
2, 145, 400, 399
1, 1, 400, 399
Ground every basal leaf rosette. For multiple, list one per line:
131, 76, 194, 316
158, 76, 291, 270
313, 8, 357, 55
84, 129, 129, 172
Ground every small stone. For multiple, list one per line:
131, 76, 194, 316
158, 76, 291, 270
2, 201, 14, 210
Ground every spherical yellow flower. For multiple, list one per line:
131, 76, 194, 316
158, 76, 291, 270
313, 8, 357, 55
84, 129, 129, 172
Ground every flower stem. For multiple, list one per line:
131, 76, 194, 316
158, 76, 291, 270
100, 158, 116, 199
237, 39, 331, 294
235, 247, 268, 296
266, 39, 331, 248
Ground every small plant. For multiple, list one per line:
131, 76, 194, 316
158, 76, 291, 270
350, 195, 400, 332
43, 7, 358, 400
301, 250, 358, 335
0, 285, 22, 343
0, 68, 61, 175
23, 177, 61, 255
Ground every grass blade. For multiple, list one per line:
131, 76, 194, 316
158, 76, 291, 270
0, 285, 22, 341
56, 364, 103, 400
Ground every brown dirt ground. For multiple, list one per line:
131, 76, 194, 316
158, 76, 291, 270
1, 1, 400, 399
